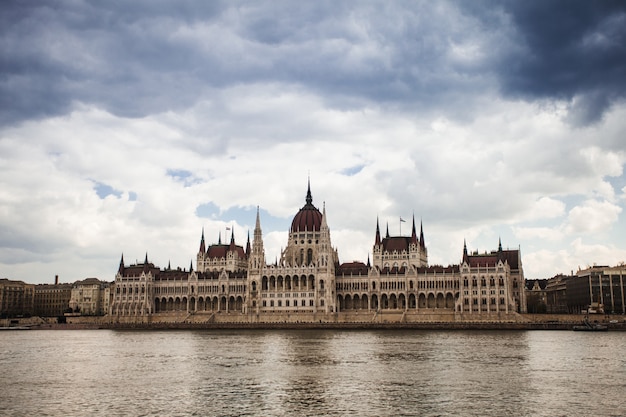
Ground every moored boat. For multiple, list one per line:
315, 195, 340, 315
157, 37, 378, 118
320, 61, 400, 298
572, 318, 607, 332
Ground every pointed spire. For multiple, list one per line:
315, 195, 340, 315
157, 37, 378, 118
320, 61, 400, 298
229, 227, 236, 250
167, 260, 171, 270
498, 237, 503, 261
118, 253, 125, 274
255, 205, 261, 230
367, 254, 371, 268
189, 259, 193, 272
463, 239, 469, 263
419, 220, 425, 248
246, 230, 251, 256
199, 227, 206, 253
305, 177, 313, 205
218, 232, 222, 245
411, 214, 418, 244
321, 201, 328, 229
386, 222, 390, 238
144, 252, 148, 264
375, 217, 381, 245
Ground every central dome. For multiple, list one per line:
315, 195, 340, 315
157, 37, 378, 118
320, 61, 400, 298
290, 183, 322, 233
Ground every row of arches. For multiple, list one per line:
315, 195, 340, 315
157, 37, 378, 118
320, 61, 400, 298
110, 303, 149, 316
114, 292, 458, 315
337, 292, 457, 311
153, 296, 245, 313
258, 275, 317, 292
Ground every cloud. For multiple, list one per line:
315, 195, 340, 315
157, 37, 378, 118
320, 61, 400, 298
490, 1, 626, 125
565, 199, 622, 234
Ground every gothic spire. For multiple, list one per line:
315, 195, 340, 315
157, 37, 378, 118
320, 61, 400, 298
463, 239, 469, 263
411, 214, 418, 244
375, 217, 381, 245
419, 220, 425, 248
386, 222, 390, 238
305, 177, 313, 205
199, 227, 206, 253
229, 227, 236, 249
255, 205, 261, 231
118, 253, 124, 274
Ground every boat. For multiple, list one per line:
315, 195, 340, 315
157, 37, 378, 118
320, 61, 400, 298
572, 318, 608, 332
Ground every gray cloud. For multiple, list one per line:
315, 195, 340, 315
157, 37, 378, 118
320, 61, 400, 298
487, 1, 626, 124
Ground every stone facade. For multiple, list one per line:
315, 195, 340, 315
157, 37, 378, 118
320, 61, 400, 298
109, 183, 526, 322
69, 278, 110, 316
34, 277, 72, 317
0, 278, 35, 317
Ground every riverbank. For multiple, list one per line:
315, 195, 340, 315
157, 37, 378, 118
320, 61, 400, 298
8, 312, 626, 331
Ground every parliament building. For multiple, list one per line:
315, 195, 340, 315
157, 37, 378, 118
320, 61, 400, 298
110, 183, 527, 323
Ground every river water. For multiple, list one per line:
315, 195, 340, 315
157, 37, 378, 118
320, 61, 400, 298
0, 329, 624, 416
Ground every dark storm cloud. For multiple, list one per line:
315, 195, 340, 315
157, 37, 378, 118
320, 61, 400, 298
488, 0, 626, 124
1, 1, 624, 128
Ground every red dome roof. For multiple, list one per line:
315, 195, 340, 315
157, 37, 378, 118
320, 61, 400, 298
290, 183, 322, 233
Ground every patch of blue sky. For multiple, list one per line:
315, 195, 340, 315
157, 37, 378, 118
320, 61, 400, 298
93, 181, 122, 199
195, 202, 220, 218
166, 169, 201, 187
196, 203, 290, 232
605, 174, 626, 197
340, 164, 365, 176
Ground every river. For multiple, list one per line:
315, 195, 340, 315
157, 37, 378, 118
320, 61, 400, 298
0, 329, 624, 416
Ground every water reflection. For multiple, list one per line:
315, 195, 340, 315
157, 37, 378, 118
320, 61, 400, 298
0, 330, 625, 416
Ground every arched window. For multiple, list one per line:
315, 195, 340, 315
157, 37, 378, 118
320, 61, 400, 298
307, 248, 313, 265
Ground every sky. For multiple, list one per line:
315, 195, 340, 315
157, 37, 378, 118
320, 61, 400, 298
1, 1, 626, 285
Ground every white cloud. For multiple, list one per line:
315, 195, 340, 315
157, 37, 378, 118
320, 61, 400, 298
512, 226, 563, 242
565, 199, 622, 234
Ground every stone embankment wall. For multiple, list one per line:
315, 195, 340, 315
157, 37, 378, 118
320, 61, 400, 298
11, 312, 626, 330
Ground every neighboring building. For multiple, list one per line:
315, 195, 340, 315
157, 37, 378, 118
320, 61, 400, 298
69, 278, 111, 316
34, 275, 72, 317
110, 182, 527, 321
0, 278, 35, 317
544, 273, 571, 314
567, 265, 626, 314
525, 279, 548, 313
